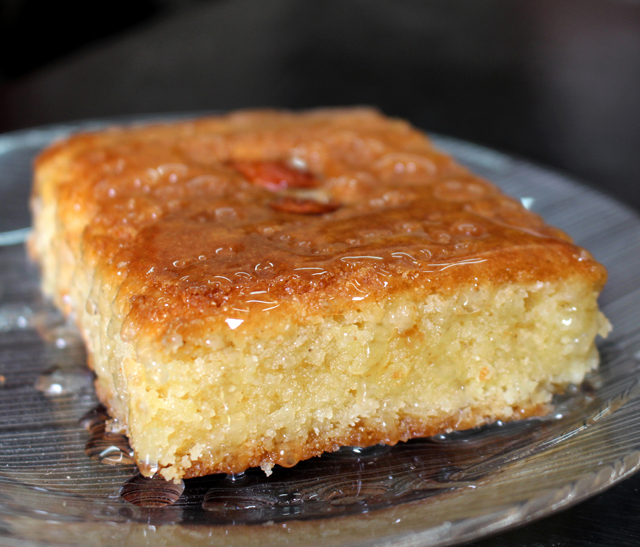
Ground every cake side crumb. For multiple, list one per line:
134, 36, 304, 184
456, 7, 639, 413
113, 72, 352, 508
102, 279, 605, 480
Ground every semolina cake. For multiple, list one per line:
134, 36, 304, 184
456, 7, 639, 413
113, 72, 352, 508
29, 108, 610, 481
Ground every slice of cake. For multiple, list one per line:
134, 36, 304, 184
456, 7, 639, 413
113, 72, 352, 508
29, 108, 610, 481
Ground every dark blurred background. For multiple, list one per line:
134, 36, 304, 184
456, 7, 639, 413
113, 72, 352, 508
0, 0, 639, 210
1, 2, 640, 544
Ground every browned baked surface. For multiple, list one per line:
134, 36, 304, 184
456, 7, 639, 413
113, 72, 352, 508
33, 109, 605, 332
30, 108, 608, 479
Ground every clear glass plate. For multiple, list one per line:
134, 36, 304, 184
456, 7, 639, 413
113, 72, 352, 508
1, 118, 640, 547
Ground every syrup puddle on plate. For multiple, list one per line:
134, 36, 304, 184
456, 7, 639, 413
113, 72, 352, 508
66, 372, 622, 519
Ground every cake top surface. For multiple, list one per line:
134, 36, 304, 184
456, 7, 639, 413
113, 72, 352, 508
34, 108, 606, 337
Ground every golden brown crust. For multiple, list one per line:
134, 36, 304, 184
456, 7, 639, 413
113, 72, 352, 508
32, 108, 606, 343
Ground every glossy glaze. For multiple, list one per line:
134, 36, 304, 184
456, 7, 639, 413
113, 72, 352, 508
34, 108, 606, 341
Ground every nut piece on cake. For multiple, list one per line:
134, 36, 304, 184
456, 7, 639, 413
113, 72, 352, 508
29, 108, 610, 481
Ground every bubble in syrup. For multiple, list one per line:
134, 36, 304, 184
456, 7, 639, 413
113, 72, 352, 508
428, 229, 452, 245
215, 207, 238, 222
121, 473, 185, 507
433, 179, 487, 202
373, 153, 437, 184
254, 262, 275, 272
185, 175, 226, 196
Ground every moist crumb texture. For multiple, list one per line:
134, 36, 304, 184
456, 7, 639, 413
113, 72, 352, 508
29, 108, 610, 480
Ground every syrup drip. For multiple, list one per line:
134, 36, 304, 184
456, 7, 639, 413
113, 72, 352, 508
82, 407, 135, 466
81, 407, 184, 509
225, 471, 248, 484
79, 405, 110, 430
121, 473, 185, 507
